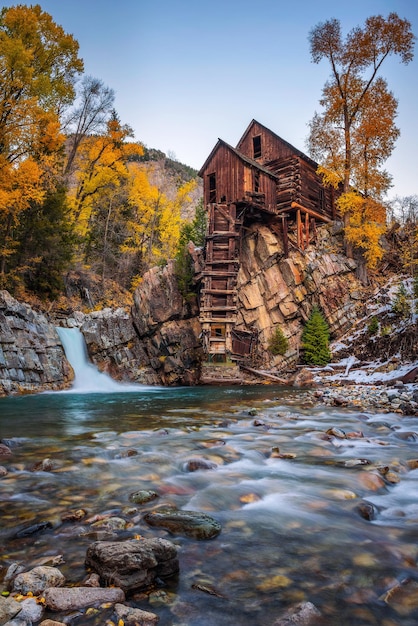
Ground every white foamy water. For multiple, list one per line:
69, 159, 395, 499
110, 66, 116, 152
56, 326, 149, 393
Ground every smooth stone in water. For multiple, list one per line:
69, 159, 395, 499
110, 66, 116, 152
143, 507, 221, 539
114, 602, 159, 626
129, 489, 159, 504
184, 458, 217, 472
13, 597, 44, 623
0, 595, 22, 623
13, 566, 65, 595
356, 501, 378, 521
43, 586, 125, 611
14, 521, 53, 538
273, 600, 321, 625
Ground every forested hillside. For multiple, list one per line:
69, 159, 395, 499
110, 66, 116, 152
0, 4, 202, 310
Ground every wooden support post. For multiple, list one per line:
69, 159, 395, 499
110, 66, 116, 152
305, 210, 309, 248
296, 209, 301, 249
282, 215, 289, 257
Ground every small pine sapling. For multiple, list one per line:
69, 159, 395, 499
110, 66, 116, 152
301, 307, 331, 366
367, 316, 379, 335
268, 327, 289, 356
391, 283, 411, 318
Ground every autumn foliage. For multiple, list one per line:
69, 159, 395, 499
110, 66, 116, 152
0, 4, 200, 301
308, 13, 415, 268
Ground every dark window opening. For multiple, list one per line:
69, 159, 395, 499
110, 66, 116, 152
253, 135, 262, 159
208, 173, 216, 203
254, 170, 260, 193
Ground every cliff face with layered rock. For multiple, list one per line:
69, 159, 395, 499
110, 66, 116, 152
0, 224, 372, 395
234, 222, 363, 369
80, 261, 203, 386
81, 224, 366, 383
0, 290, 73, 396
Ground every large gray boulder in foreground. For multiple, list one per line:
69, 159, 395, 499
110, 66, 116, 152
85, 538, 179, 592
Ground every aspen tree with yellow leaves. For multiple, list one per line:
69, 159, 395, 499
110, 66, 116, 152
0, 4, 83, 288
123, 164, 197, 287
307, 13, 415, 269
68, 113, 143, 238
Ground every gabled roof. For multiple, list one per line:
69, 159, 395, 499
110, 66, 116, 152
198, 138, 279, 180
236, 119, 319, 170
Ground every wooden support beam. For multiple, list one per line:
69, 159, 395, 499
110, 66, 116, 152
281, 214, 289, 257
291, 201, 332, 223
296, 209, 302, 249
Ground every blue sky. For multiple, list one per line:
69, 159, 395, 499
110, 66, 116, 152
2, 0, 417, 199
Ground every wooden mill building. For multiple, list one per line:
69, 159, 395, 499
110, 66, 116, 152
198, 119, 341, 361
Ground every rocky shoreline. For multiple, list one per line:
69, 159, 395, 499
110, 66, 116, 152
307, 380, 418, 416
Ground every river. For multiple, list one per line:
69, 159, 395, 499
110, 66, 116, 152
1, 331, 418, 625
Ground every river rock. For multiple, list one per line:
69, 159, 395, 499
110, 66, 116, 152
0, 442, 12, 457
382, 578, 418, 615
129, 489, 159, 504
43, 586, 125, 611
0, 595, 22, 623
184, 458, 217, 472
90, 516, 127, 531
114, 602, 159, 625
14, 521, 53, 538
143, 508, 221, 539
12, 596, 44, 623
356, 501, 378, 521
273, 600, 321, 625
85, 538, 179, 592
39, 620, 66, 626
13, 566, 66, 595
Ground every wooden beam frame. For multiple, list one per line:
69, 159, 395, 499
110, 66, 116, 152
291, 201, 332, 223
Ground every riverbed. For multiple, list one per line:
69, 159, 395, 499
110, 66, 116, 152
1, 384, 418, 625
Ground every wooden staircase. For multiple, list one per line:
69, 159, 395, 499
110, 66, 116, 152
199, 203, 243, 361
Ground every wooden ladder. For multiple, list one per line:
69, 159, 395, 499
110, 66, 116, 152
199, 203, 243, 359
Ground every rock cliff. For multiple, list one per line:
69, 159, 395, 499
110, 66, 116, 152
80, 261, 203, 386
0, 223, 371, 395
235, 222, 363, 371
0, 290, 73, 395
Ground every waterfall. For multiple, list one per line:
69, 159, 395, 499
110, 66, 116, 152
56, 327, 144, 393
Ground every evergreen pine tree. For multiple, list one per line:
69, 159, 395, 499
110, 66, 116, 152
367, 316, 379, 335
13, 187, 76, 299
174, 202, 207, 299
391, 283, 411, 318
268, 326, 289, 356
301, 307, 331, 365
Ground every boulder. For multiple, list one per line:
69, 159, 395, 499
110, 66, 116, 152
85, 538, 179, 592
143, 508, 221, 540
44, 586, 125, 611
